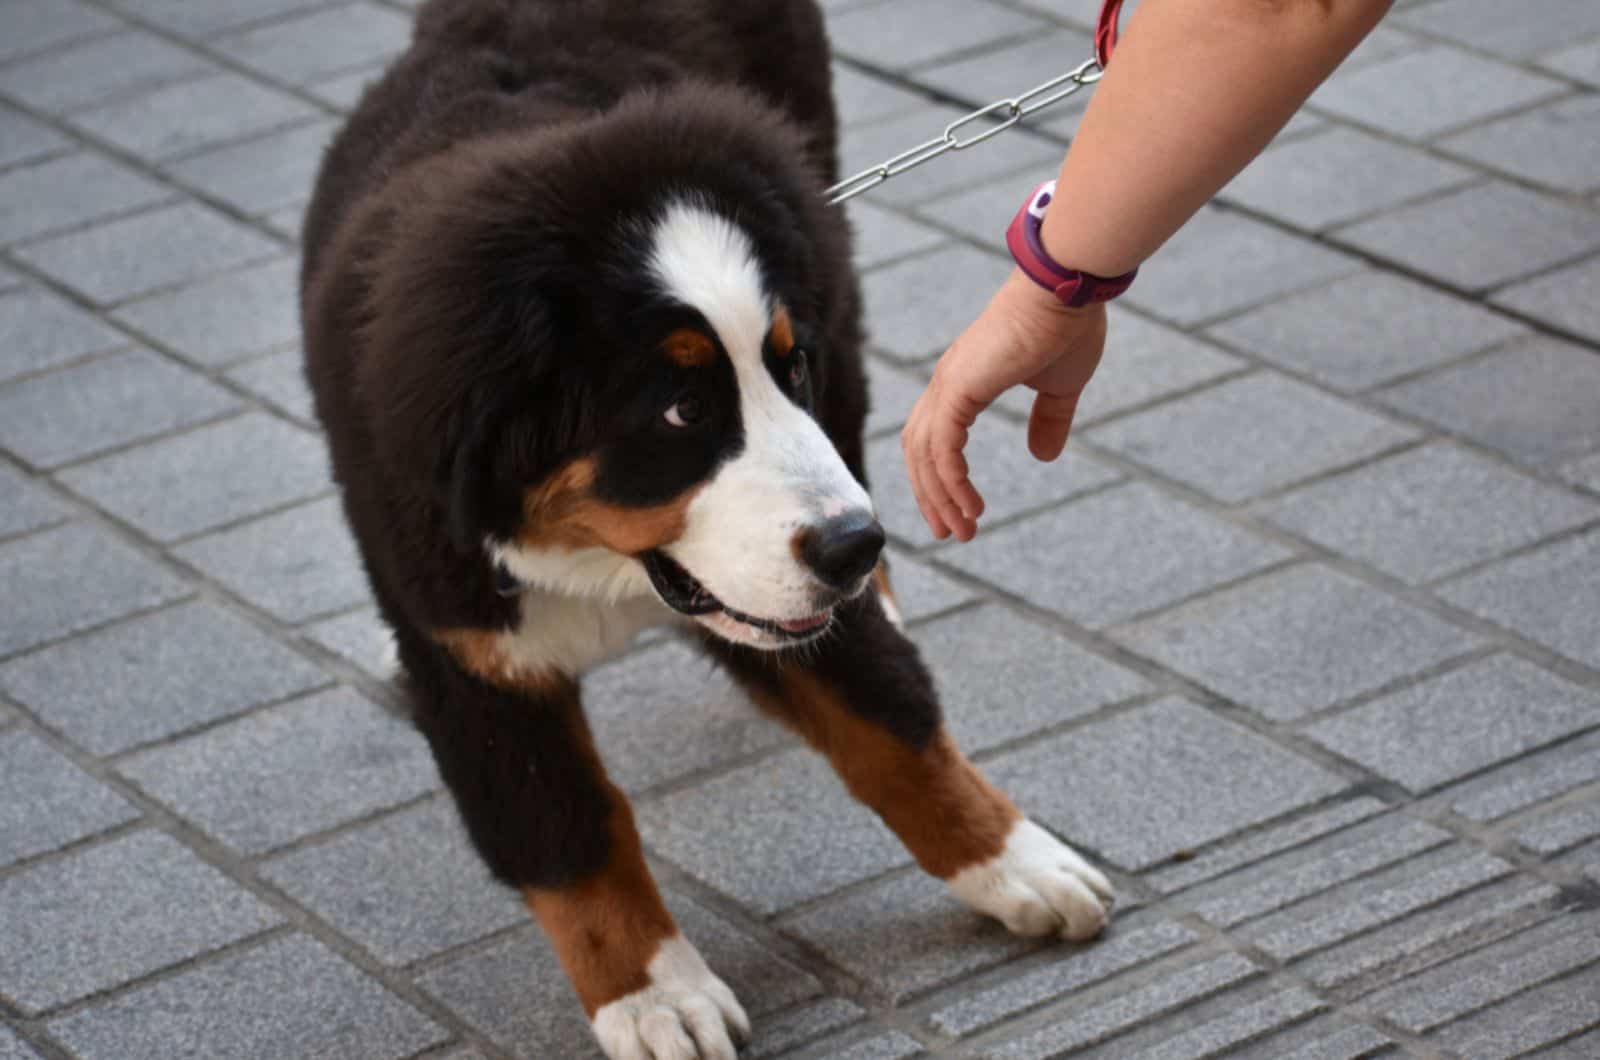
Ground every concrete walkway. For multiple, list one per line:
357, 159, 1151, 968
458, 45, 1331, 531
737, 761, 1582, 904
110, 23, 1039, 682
2, 0, 1598, 1057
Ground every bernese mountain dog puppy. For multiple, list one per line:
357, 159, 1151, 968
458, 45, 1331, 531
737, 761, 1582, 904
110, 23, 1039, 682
300, 1, 1113, 1056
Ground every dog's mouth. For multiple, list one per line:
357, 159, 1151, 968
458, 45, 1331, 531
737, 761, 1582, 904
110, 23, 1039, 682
642, 550, 833, 641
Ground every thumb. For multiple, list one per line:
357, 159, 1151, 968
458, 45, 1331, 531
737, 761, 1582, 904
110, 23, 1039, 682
1027, 391, 1079, 462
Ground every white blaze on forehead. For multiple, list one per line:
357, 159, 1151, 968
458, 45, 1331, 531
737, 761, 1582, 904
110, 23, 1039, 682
647, 199, 769, 364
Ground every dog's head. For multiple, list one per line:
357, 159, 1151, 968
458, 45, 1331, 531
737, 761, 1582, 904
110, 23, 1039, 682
359, 85, 879, 650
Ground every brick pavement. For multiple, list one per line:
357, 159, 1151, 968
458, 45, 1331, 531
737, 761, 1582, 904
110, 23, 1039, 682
2, 0, 1599, 1056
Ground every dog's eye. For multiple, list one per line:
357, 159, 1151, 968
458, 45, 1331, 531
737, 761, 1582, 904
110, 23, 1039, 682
664, 395, 705, 428
789, 350, 809, 392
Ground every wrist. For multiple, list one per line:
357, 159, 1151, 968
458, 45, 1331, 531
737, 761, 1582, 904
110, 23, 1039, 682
1007, 181, 1139, 307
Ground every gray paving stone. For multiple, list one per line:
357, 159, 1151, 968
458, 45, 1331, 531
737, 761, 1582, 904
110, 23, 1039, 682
1086, 987, 1327, 1060
638, 748, 908, 915
60, 411, 331, 540
863, 357, 926, 436
913, 172, 1045, 249
1540, 38, 1600, 87
1429, 960, 1600, 1060
71, 72, 316, 161
867, 416, 1121, 548
0, 0, 120, 64
1309, 45, 1568, 140
262, 799, 523, 966
881, 549, 979, 623
1439, 529, 1600, 670
1441, 95, 1600, 194
168, 118, 336, 215
0, 829, 282, 1013
0, 151, 170, 244
783, 1030, 924, 1060
989, 697, 1346, 870
0, 347, 238, 467
1494, 253, 1600, 346
1224, 126, 1476, 231
745, 998, 864, 1059
226, 349, 318, 422
1395, 0, 1600, 61
0, 285, 129, 382
46, 934, 446, 1060
1306, 655, 1600, 792
1207, 272, 1528, 392
944, 482, 1293, 627
111, 256, 299, 365
0, 730, 137, 866
1116, 564, 1475, 721
831, 64, 928, 129
1563, 451, 1600, 494
0, 102, 70, 168
0, 462, 67, 538
1122, 207, 1361, 327
1089, 372, 1418, 504
827, 0, 1043, 72
849, 203, 947, 275
104, 0, 327, 38
0, 600, 328, 755
215, 2, 412, 84
0, 30, 212, 113
916, 604, 1147, 751
1336, 183, 1600, 293
1224, 1018, 1393, 1060
909, 28, 1094, 121
0, 1027, 42, 1060
584, 640, 791, 795
928, 915, 1196, 1037
860, 243, 1012, 360
840, 106, 1059, 206
1515, 799, 1600, 856
1259, 443, 1599, 584
1389, 336, 1600, 471
1450, 730, 1600, 822
120, 687, 436, 855
1148, 796, 1388, 894
174, 496, 371, 622
302, 605, 397, 678
306, 65, 383, 111
0, 523, 187, 657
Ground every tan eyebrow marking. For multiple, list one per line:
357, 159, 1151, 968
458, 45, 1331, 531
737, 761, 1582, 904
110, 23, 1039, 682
662, 328, 717, 368
768, 304, 795, 357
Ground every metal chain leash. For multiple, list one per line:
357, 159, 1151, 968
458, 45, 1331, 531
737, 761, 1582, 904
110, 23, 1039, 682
824, 56, 1104, 206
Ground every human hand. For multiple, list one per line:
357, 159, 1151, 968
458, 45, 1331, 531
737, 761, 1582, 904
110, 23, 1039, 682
900, 269, 1108, 542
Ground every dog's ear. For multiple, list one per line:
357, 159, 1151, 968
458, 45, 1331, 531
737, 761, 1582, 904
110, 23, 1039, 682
439, 382, 518, 556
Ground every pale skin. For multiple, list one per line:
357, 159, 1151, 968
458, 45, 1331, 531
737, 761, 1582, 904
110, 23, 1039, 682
902, 0, 1395, 542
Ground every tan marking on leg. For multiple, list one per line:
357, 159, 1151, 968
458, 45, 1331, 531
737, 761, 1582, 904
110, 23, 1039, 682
663, 328, 717, 368
752, 668, 1020, 879
519, 456, 701, 555
768, 304, 795, 357
434, 628, 568, 692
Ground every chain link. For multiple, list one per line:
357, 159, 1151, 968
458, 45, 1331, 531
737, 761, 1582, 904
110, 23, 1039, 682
824, 57, 1103, 206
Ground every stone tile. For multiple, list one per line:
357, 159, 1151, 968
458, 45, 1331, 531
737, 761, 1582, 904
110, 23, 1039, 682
1122, 208, 1360, 327
914, 172, 1038, 247
1516, 801, 1600, 856
112, 256, 299, 365
880, 549, 978, 623
0, 285, 129, 382
0, 152, 170, 245
1305, 655, 1600, 792
1148, 797, 1388, 894
0, 102, 70, 168
1336, 183, 1600, 293
1449, 730, 1600, 822
868, 416, 1121, 548
1438, 529, 1600, 669
827, 0, 1044, 72
831, 63, 928, 128
862, 357, 925, 436
0, 601, 328, 755
1563, 451, 1600, 494
104, 0, 326, 38
262, 799, 523, 966
0, 1027, 42, 1059
917, 605, 1147, 751
782, 1030, 924, 1060
945, 482, 1293, 627
1429, 961, 1600, 1060
910, 28, 1095, 115
175, 497, 371, 622
860, 243, 1012, 359
1224, 127, 1476, 231
0, 31, 212, 113
990, 697, 1346, 869
1082, 986, 1328, 1060
1205, 1016, 1392, 1060
638, 748, 908, 915
71, 72, 316, 161
168, 118, 336, 215
848, 201, 946, 273
1309, 46, 1567, 139
0, 523, 187, 658
302, 605, 397, 678
0, 462, 67, 538
1379, 337, 1600, 470
305, 65, 383, 110
1262, 444, 1599, 584
584, 640, 791, 795
119, 687, 436, 855
745, 998, 865, 1059
1208, 272, 1528, 392
215, 2, 412, 83
1395, 0, 1600, 60
0, 830, 282, 1013
0, 730, 138, 866
1540, 38, 1600, 88
60, 412, 331, 540
16, 203, 281, 305
0, 348, 238, 467
1116, 565, 1475, 721
1493, 254, 1600, 345
227, 349, 319, 422
840, 106, 1059, 205
47, 934, 446, 1060
0, 0, 120, 64
1089, 372, 1418, 504
1441, 95, 1600, 194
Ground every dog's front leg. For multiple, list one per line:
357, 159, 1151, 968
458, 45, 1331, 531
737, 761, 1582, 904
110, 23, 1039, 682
707, 588, 1114, 940
411, 649, 748, 1060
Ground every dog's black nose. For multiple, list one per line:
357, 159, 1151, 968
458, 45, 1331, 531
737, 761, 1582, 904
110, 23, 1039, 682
799, 511, 885, 590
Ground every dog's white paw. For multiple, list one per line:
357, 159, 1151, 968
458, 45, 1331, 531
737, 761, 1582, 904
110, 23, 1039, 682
592, 935, 750, 1060
947, 818, 1114, 941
